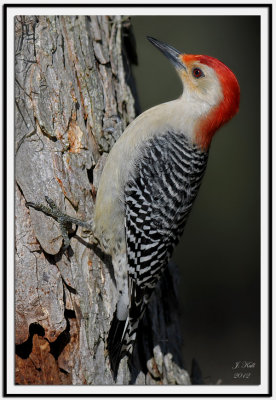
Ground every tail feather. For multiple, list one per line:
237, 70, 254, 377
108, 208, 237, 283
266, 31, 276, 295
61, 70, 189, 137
107, 310, 138, 380
107, 312, 129, 379
107, 283, 154, 380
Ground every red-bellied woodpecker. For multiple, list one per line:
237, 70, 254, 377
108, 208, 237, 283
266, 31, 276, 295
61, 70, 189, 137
27, 37, 240, 380
97, 37, 240, 377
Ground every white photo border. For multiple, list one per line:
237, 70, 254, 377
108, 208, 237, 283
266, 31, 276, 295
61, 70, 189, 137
3, 2, 272, 396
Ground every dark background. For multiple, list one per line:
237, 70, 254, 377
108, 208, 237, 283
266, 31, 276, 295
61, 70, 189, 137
131, 16, 260, 385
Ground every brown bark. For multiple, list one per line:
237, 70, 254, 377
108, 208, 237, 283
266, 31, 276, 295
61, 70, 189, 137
15, 15, 190, 385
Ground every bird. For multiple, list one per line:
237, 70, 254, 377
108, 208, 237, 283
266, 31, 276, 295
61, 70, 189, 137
94, 37, 240, 378
26, 36, 240, 380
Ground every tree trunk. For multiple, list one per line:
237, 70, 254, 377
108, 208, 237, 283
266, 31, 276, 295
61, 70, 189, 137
15, 15, 190, 385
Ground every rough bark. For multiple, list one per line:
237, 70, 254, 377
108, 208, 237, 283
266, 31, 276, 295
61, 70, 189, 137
15, 15, 190, 385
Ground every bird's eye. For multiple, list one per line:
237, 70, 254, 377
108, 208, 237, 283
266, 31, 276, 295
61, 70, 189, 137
192, 68, 204, 79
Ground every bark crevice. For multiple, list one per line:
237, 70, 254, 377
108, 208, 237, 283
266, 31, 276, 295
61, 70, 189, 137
15, 15, 190, 385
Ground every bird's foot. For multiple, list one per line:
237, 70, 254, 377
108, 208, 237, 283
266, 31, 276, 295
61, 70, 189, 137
26, 196, 94, 250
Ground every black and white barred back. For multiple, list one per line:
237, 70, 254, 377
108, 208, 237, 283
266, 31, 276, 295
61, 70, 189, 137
107, 130, 208, 378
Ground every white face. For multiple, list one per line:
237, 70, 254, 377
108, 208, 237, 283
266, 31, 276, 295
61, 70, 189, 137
179, 62, 223, 109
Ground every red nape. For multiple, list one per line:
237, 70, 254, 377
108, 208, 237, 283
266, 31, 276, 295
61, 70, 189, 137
183, 54, 240, 150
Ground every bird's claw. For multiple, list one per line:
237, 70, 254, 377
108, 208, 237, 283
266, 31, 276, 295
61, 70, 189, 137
26, 196, 94, 251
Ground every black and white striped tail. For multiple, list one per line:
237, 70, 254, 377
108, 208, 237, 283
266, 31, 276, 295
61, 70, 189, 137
107, 309, 138, 380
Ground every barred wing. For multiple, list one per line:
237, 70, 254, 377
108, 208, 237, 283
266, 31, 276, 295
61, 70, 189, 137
125, 130, 209, 321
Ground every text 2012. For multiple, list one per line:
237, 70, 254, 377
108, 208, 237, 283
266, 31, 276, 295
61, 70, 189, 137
233, 372, 251, 379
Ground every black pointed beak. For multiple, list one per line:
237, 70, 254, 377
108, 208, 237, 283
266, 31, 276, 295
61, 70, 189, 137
147, 36, 186, 71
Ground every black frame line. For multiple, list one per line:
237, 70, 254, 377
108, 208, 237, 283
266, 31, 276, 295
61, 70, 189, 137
3, 3, 272, 397
1, 3, 274, 7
